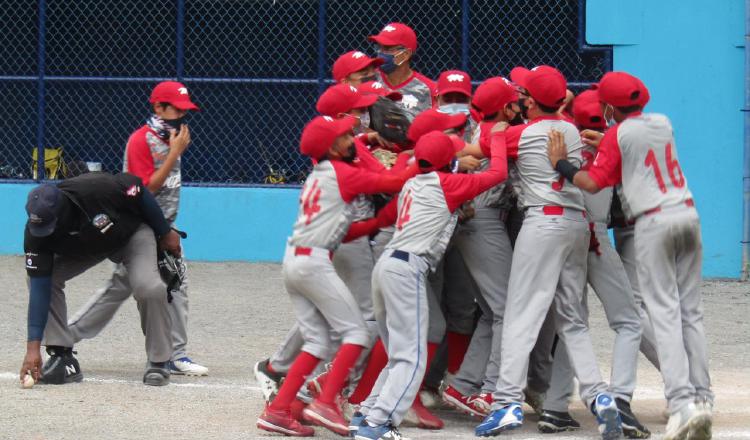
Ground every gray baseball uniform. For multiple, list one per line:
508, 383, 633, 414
375, 71, 435, 122
68, 124, 190, 361
493, 117, 609, 409
589, 113, 712, 413
361, 133, 507, 426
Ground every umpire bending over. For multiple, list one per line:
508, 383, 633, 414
20, 171, 182, 386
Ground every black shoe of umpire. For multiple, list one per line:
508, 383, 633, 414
39, 346, 84, 384
143, 361, 170, 386
537, 410, 581, 433
616, 398, 651, 438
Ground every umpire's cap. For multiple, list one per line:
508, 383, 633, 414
26, 184, 62, 237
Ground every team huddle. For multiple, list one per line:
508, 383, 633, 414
252, 22, 713, 440
18, 20, 712, 440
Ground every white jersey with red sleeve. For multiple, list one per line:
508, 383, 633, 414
386, 132, 508, 269
587, 113, 693, 219
376, 70, 436, 122
289, 159, 415, 250
505, 116, 585, 210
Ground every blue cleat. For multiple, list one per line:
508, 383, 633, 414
349, 411, 366, 437
593, 393, 623, 440
354, 422, 409, 440
475, 403, 523, 437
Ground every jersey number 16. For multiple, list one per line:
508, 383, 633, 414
644, 142, 685, 193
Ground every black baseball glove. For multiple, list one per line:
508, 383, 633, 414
368, 96, 411, 144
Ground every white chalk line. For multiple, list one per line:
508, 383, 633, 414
0, 371, 261, 391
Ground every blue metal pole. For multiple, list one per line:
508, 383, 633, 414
742, 0, 750, 279
317, 0, 327, 96
36, 0, 46, 181
176, 0, 185, 80
461, 0, 470, 72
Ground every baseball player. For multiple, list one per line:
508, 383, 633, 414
67, 81, 207, 377
256, 115, 417, 437
547, 71, 712, 440
368, 22, 435, 122
441, 77, 519, 417
20, 173, 182, 386
474, 66, 622, 440
537, 89, 650, 438
352, 127, 509, 440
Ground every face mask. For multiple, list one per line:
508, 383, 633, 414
438, 103, 470, 116
359, 75, 377, 83
509, 112, 525, 126
378, 50, 405, 74
341, 143, 357, 163
162, 116, 186, 132
517, 97, 529, 120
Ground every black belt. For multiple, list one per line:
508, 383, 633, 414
390, 250, 409, 262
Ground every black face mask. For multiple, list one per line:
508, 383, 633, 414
517, 98, 529, 120
162, 116, 187, 132
341, 144, 358, 163
359, 75, 377, 83
510, 112, 525, 126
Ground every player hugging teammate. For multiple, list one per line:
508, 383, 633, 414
252, 21, 714, 440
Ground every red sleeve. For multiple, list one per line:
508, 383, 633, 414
478, 121, 498, 157
354, 140, 386, 173
333, 160, 418, 203
503, 124, 525, 160
587, 125, 622, 188
125, 128, 155, 186
439, 132, 508, 212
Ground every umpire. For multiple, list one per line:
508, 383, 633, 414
20, 171, 181, 386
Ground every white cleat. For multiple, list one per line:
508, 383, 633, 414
169, 357, 209, 376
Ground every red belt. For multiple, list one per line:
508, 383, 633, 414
542, 205, 587, 219
644, 199, 694, 216
294, 247, 333, 260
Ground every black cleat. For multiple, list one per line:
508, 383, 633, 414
143, 361, 170, 386
616, 398, 651, 438
537, 409, 581, 433
39, 346, 83, 384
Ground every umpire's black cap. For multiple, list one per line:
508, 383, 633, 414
26, 184, 62, 237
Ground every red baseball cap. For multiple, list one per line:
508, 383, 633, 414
414, 131, 456, 172
510, 65, 567, 108
597, 71, 650, 108
316, 83, 379, 117
407, 108, 468, 143
149, 81, 199, 111
436, 70, 472, 97
299, 115, 357, 159
332, 50, 385, 83
472, 76, 519, 117
573, 89, 606, 130
368, 23, 418, 52
358, 81, 402, 101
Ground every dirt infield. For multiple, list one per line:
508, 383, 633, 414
1, 256, 748, 439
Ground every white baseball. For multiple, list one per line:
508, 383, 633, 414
21, 372, 35, 389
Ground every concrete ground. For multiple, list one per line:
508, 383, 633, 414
0, 256, 748, 439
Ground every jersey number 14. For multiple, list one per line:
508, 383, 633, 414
302, 180, 322, 225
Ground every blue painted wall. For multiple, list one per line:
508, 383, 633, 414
1, 0, 745, 277
587, 0, 745, 277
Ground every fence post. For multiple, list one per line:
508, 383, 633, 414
36, 0, 47, 181
317, 0, 327, 96
461, 0, 470, 72
176, 0, 185, 80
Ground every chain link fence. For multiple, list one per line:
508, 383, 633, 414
0, 0, 610, 185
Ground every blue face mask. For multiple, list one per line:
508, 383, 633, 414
438, 103, 470, 116
378, 52, 397, 74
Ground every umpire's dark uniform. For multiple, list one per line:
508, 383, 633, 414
24, 172, 177, 385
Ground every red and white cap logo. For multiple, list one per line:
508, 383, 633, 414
447, 74, 465, 82
352, 51, 365, 59
383, 25, 396, 32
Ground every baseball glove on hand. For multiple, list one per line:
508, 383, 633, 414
369, 96, 411, 144
158, 251, 186, 303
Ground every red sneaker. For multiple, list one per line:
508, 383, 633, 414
407, 395, 444, 429
306, 371, 328, 400
257, 407, 315, 437
443, 385, 485, 417
467, 393, 493, 417
301, 399, 349, 436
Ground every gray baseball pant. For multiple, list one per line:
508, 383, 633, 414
634, 207, 713, 413
449, 208, 513, 395
44, 224, 173, 362
613, 224, 661, 369
361, 250, 430, 426
492, 208, 608, 409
